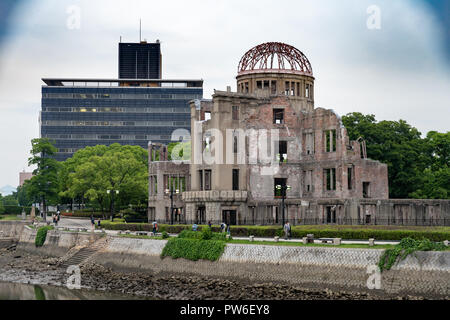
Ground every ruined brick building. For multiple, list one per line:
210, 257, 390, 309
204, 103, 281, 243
149, 42, 449, 226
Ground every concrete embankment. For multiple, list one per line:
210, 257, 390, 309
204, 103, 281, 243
7, 221, 450, 298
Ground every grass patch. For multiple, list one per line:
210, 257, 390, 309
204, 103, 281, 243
0, 215, 21, 221
161, 238, 225, 261
178, 229, 231, 241
35, 226, 54, 247
115, 234, 164, 240
378, 238, 448, 272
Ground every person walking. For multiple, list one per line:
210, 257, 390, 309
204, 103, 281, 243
208, 221, 212, 229
152, 221, 158, 236
90, 215, 95, 232
283, 221, 291, 240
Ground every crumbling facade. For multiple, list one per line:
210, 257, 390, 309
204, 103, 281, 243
148, 42, 449, 226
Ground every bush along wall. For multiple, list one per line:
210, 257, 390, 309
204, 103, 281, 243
378, 238, 448, 272
98, 222, 449, 241
161, 228, 227, 261
35, 226, 54, 247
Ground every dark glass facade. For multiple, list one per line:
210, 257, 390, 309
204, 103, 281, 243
119, 42, 161, 79
40, 80, 203, 161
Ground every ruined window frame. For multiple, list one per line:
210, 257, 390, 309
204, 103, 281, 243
324, 129, 337, 153
232, 169, 239, 191
324, 168, 336, 191
273, 108, 284, 124
204, 169, 212, 191
232, 106, 239, 121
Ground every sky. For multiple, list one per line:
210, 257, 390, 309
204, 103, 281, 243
0, 0, 449, 189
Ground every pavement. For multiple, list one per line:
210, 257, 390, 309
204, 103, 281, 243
45, 216, 400, 245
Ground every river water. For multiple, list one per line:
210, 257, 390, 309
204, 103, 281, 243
0, 281, 146, 300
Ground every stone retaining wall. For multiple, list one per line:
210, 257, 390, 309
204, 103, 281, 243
4, 221, 449, 298
0, 221, 28, 238
91, 237, 449, 297
17, 225, 103, 257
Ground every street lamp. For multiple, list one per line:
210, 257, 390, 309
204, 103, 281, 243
107, 189, 119, 221
275, 184, 291, 225
165, 187, 180, 225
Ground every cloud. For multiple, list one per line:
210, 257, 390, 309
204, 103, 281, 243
0, 0, 449, 187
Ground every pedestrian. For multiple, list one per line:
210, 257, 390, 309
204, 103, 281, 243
283, 221, 291, 240
90, 215, 95, 232
208, 221, 212, 229
192, 223, 198, 231
152, 221, 157, 236
220, 222, 224, 233
97, 219, 101, 228
222, 223, 227, 233
52, 214, 56, 226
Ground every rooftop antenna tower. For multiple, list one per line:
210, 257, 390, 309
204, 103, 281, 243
139, 19, 142, 42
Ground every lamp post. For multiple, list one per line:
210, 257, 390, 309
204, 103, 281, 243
275, 184, 291, 225
107, 189, 119, 221
165, 187, 180, 225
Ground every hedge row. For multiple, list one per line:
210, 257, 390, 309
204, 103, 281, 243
3, 206, 39, 215
161, 238, 226, 261
62, 212, 105, 218
229, 226, 450, 242
98, 222, 450, 241
35, 226, 54, 247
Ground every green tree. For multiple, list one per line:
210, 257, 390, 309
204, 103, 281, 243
27, 138, 60, 219
60, 144, 148, 219
342, 113, 449, 199
0, 194, 4, 214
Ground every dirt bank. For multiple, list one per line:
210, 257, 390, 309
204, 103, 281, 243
0, 246, 437, 300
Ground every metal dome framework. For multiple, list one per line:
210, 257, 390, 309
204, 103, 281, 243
238, 42, 313, 76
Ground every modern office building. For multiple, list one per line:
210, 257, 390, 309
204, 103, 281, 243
118, 41, 162, 79
40, 78, 203, 161
40, 39, 203, 161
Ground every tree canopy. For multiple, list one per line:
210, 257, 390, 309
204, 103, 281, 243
59, 144, 148, 213
342, 112, 449, 199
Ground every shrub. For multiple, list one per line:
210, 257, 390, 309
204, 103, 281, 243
378, 238, 447, 271
35, 226, 54, 247
161, 231, 169, 239
161, 238, 226, 261
178, 229, 231, 241
96, 222, 449, 241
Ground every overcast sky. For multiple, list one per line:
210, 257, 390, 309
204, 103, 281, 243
0, 0, 449, 189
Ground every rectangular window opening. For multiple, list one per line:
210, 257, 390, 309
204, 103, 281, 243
232, 169, 239, 191
273, 108, 284, 124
